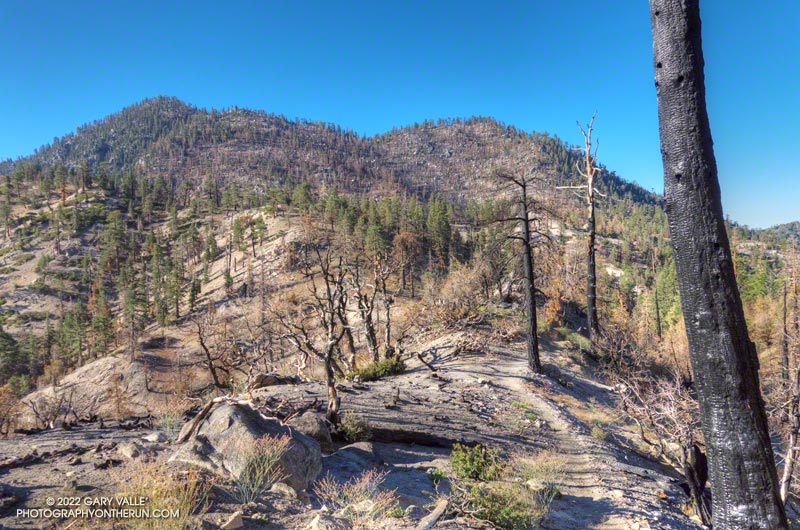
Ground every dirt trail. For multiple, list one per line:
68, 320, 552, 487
257, 333, 702, 529
432, 338, 701, 530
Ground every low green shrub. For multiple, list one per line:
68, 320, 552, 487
351, 356, 405, 382
339, 412, 372, 442
591, 424, 608, 440
428, 467, 447, 485
465, 482, 541, 530
13, 253, 35, 265
555, 326, 591, 351
17, 311, 51, 322
35, 254, 53, 273
450, 443, 503, 481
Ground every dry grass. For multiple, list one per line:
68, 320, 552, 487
313, 469, 400, 528
509, 450, 566, 489
150, 396, 189, 441
231, 434, 291, 504
113, 459, 209, 530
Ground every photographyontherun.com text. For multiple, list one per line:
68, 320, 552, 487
16, 496, 180, 520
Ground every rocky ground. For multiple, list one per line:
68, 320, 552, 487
0, 333, 704, 530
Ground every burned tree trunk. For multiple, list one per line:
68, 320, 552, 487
494, 169, 542, 373
681, 443, 711, 526
519, 187, 542, 373
560, 116, 602, 351
652, 250, 663, 342
586, 183, 597, 344
650, 1, 789, 528
576, 115, 601, 349
324, 340, 341, 423
783, 281, 790, 386
350, 261, 380, 363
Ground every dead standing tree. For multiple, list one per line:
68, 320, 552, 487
779, 256, 800, 502
273, 239, 349, 423
557, 113, 603, 352
651, 1, 789, 527
189, 303, 240, 392
492, 168, 546, 373
349, 256, 381, 364
376, 257, 401, 359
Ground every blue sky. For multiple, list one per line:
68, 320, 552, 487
1, 1, 797, 228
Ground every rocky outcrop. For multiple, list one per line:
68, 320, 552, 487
169, 404, 322, 491
16, 353, 149, 431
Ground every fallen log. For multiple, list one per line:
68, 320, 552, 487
415, 497, 448, 530
176, 396, 252, 444
605, 460, 677, 483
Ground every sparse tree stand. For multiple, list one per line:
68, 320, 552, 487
493, 170, 542, 373
780, 270, 800, 502
650, 1, 789, 528
273, 240, 349, 424
557, 114, 602, 351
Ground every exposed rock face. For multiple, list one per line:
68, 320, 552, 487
288, 411, 334, 453
220, 511, 244, 530
16, 353, 150, 431
169, 404, 322, 491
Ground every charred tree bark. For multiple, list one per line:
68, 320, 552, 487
520, 193, 541, 373
650, 1, 789, 528
682, 443, 711, 526
576, 115, 601, 349
351, 262, 380, 363
325, 341, 340, 424
562, 116, 602, 350
379, 274, 396, 359
194, 318, 225, 390
494, 169, 542, 373
513, 179, 542, 373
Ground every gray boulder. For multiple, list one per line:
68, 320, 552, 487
321, 442, 382, 483
169, 404, 321, 490
288, 411, 334, 453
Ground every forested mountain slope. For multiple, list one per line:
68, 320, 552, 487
0, 96, 658, 206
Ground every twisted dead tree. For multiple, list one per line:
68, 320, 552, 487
273, 236, 349, 424
650, 1, 788, 527
348, 256, 382, 364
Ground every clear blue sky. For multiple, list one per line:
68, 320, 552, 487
1, 1, 797, 228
